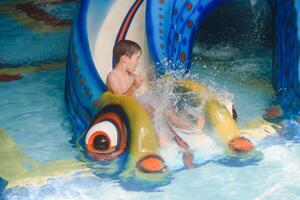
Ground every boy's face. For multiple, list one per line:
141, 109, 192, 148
124, 51, 141, 74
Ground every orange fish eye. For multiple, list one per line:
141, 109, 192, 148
85, 112, 127, 161
92, 132, 111, 151
86, 130, 115, 153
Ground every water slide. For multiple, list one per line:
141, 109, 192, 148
147, 0, 300, 119
65, 0, 300, 179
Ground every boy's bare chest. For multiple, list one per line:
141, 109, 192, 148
116, 73, 134, 92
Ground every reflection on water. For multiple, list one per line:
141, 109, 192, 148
0, 0, 75, 67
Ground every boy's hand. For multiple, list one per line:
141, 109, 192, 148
133, 73, 145, 88
137, 73, 145, 81
196, 116, 205, 130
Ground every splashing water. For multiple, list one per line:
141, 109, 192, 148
249, 0, 271, 44
250, 0, 257, 7
137, 72, 235, 169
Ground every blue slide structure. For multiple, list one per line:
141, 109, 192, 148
6, 0, 300, 192
66, 0, 300, 136
146, 0, 300, 120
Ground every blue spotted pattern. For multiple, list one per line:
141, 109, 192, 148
146, 0, 300, 118
65, 1, 109, 135
66, 0, 300, 135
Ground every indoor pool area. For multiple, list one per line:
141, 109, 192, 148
1, 0, 300, 200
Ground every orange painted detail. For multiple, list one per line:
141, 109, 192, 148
180, 52, 186, 62
85, 88, 90, 95
186, 3, 193, 10
93, 99, 101, 107
137, 155, 165, 173
117, 0, 143, 42
159, 28, 163, 33
229, 137, 254, 153
160, 44, 164, 49
87, 152, 120, 161
159, 15, 164, 19
297, 118, 300, 124
85, 112, 126, 161
86, 131, 114, 153
187, 20, 193, 28
0, 74, 22, 82
94, 112, 122, 125
159, 0, 164, 3
265, 106, 283, 117
85, 112, 127, 161
80, 78, 86, 85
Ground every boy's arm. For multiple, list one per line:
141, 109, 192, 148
123, 75, 144, 96
122, 81, 139, 96
123, 74, 144, 95
107, 73, 141, 96
165, 107, 191, 129
165, 105, 205, 131
106, 73, 124, 95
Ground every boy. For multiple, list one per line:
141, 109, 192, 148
107, 40, 205, 129
107, 39, 205, 128
106, 40, 145, 96
106, 40, 154, 118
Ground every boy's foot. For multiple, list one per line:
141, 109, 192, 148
229, 137, 254, 153
144, 104, 155, 119
196, 116, 205, 130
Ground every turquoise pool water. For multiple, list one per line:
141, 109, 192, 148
1, 49, 300, 200
1, 1, 300, 200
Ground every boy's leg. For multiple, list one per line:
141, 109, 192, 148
143, 103, 155, 119
196, 116, 205, 130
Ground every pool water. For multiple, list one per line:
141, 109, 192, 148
1, 1, 300, 200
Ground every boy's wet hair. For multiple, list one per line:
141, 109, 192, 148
113, 40, 142, 64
